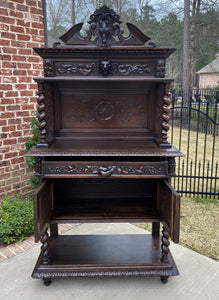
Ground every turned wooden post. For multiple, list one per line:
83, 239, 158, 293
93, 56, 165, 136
161, 226, 170, 263
40, 228, 50, 265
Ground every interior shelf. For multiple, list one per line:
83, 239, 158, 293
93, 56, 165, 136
51, 197, 159, 223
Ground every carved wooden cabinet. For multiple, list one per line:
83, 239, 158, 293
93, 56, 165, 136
27, 6, 183, 286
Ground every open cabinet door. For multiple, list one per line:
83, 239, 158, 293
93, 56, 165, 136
157, 180, 180, 243
33, 180, 54, 242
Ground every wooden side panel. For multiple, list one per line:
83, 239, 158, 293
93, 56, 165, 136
157, 180, 180, 243
33, 180, 54, 242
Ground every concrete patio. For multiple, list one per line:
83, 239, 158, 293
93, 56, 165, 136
0, 223, 218, 300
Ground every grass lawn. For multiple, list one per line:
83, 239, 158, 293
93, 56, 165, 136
135, 196, 219, 261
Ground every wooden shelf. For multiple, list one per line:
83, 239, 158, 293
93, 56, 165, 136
32, 234, 179, 279
51, 197, 159, 223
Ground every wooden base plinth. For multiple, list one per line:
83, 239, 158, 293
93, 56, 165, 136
32, 234, 179, 280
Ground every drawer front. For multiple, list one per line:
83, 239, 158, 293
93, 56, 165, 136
42, 161, 168, 178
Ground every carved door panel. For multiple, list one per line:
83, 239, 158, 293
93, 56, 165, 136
157, 180, 180, 243
33, 180, 54, 242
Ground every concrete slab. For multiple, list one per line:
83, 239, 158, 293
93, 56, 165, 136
0, 223, 218, 300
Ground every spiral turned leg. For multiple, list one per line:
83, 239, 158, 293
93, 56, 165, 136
40, 228, 50, 265
161, 226, 170, 263
161, 84, 171, 145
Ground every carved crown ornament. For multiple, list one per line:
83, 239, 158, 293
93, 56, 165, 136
58, 5, 151, 47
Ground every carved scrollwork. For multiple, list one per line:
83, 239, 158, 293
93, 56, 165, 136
116, 64, 152, 76
161, 84, 171, 145
58, 63, 97, 75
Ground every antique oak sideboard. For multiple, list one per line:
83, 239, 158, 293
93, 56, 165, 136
26, 6, 182, 286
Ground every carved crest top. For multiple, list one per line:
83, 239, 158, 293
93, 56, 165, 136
59, 5, 151, 47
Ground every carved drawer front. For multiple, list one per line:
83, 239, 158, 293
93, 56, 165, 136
42, 161, 168, 178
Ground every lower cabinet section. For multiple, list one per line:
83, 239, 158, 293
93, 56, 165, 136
32, 177, 180, 285
32, 234, 179, 284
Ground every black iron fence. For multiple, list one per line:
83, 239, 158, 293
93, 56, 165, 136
170, 88, 219, 199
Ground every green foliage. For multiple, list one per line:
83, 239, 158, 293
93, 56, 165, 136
25, 112, 40, 189
0, 194, 34, 244
193, 197, 218, 205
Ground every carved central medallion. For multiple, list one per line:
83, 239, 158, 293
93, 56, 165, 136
93, 100, 114, 121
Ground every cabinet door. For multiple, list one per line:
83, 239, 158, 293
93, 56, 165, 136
157, 180, 180, 243
33, 180, 54, 242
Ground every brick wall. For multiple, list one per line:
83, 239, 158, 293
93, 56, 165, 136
0, 0, 44, 199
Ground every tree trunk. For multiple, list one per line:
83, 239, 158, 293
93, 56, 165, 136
182, 0, 190, 107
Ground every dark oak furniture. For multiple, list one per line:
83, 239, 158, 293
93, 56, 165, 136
27, 6, 182, 286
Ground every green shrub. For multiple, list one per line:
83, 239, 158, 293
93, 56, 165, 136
25, 112, 40, 189
0, 194, 34, 244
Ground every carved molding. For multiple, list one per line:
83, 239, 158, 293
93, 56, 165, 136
44, 163, 166, 177
58, 63, 97, 75
32, 268, 178, 279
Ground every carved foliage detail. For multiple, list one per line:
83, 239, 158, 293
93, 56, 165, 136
161, 84, 171, 144
37, 82, 47, 144
44, 59, 54, 77
57, 61, 153, 76
156, 59, 165, 78
46, 164, 165, 177
86, 5, 124, 47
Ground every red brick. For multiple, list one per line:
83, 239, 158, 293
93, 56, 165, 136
9, 10, 23, 19
5, 152, 17, 159
0, 16, 15, 25
0, 7, 8, 15
6, 105, 20, 111
17, 62, 31, 69
17, 34, 31, 41
8, 118, 21, 125
26, 28, 38, 35
0, 84, 13, 90
0, 247, 14, 259
32, 22, 44, 30
18, 48, 32, 55
2, 61, 16, 68
2, 125, 16, 132
3, 47, 17, 54
17, 4, 28, 11
1, 31, 16, 39
28, 56, 40, 63
0, 1, 14, 9
38, 1, 42, 8
0, 39, 10, 46
18, 77, 32, 83
11, 41, 25, 48
17, 123, 30, 130
17, 19, 30, 27
2, 54, 11, 61
1, 112, 15, 118
20, 90, 33, 96
11, 157, 24, 164
30, 7, 42, 15
0, 120, 7, 126
16, 111, 30, 117
27, 0, 37, 6
13, 69, 26, 76
0, 24, 9, 31
0, 69, 13, 76
3, 139, 17, 146
3, 76, 17, 84
27, 69, 41, 76
22, 104, 35, 110
0, 106, 5, 111
12, 55, 26, 62
1, 98, 14, 104
10, 25, 25, 34
32, 35, 44, 43
5, 91, 18, 97
27, 41, 40, 48
15, 83, 27, 90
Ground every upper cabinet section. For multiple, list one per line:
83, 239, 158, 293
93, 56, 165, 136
33, 5, 175, 80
